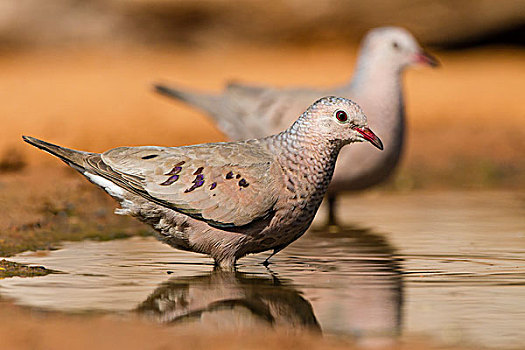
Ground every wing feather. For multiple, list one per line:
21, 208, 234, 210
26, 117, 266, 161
99, 142, 283, 228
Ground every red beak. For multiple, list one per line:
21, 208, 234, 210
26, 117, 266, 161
415, 50, 440, 67
354, 127, 383, 150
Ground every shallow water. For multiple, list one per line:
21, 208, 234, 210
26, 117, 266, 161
1, 191, 524, 349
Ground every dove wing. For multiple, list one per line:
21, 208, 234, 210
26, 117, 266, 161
224, 82, 296, 139
226, 82, 333, 138
226, 81, 270, 98
98, 142, 283, 228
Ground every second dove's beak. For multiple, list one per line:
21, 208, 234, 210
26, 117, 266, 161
354, 127, 384, 150
415, 50, 440, 67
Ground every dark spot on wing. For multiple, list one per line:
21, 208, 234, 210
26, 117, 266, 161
210, 182, 217, 190
160, 175, 179, 186
238, 179, 249, 187
142, 154, 158, 160
225, 171, 234, 179
236, 174, 241, 179
184, 183, 200, 193
165, 165, 183, 176
184, 173, 205, 193
193, 167, 204, 175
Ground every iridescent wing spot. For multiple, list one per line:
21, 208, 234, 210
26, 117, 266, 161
160, 161, 185, 186
184, 172, 205, 193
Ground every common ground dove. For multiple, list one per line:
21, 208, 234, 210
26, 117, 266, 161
23, 97, 383, 268
155, 27, 438, 225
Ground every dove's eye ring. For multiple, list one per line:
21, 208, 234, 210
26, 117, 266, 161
392, 41, 400, 50
335, 110, 348, 123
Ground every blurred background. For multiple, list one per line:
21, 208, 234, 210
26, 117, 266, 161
0, 0, 523, 189
1, 0, 524, 48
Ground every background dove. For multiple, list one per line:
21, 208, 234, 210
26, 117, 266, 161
23, 97, 383, 268
155, 27, 438, 225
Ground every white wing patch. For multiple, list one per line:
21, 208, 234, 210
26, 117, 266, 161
84, 172, 125, 199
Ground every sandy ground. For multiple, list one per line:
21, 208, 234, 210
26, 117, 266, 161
0, 167, 148, 262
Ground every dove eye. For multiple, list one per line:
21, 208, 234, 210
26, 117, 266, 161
335, 110, 348, 123
392, 41, 400, 50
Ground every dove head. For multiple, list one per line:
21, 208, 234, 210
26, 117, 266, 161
293, 96, 383, 150
361, 27, 439, 71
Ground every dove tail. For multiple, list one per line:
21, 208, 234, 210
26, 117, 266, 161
154, 84, 190, 101
22, 136, 90, 172
22, 135, 131, 202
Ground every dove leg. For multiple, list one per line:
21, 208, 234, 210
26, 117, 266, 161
214, 256, 237, 270
262, 247, 282, 266
326, 194, 338, 226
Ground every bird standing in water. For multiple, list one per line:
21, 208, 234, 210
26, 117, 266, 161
23, 97, 382, 268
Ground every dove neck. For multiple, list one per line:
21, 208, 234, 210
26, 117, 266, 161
266, 124, 343, 189
338, 52, 403, 95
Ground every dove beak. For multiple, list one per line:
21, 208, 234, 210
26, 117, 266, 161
415, 50, 440, 67
354, 126, 384, 150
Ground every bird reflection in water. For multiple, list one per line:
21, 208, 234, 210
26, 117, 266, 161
288, 225, 403, 344
136, 225, 402, 346
136, 270, 321, 332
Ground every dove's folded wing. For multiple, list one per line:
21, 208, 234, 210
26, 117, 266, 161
226, 81, 271, 98
98, 142, 282, 228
